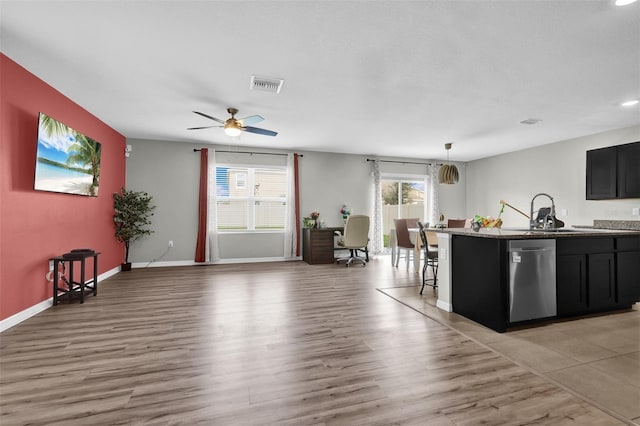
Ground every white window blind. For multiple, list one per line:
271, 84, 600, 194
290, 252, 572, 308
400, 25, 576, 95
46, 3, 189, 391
215, 166, 287, 231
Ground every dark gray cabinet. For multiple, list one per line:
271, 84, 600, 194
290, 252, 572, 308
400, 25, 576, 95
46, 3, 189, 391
586, 141, 640, 199
617, 237, 640, 306
586, 147, 616, 199
618, 142, 640, 198
588, 253, 616, 311
557, 254, 587, 316
556, 236, 640, 317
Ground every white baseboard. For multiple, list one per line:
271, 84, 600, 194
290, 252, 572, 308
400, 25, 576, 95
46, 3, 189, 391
436, 299, 452, 312
132, 260, 198, 268
0, 298, 52, 333
101, 265, 121, 280
0, 265, 121, 333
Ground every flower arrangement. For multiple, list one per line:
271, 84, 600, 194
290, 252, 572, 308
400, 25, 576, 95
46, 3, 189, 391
310, 211, 320, 220
340, 205, 351, 220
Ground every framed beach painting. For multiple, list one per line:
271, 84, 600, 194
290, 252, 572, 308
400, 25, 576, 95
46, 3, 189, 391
34, 113, 102, 197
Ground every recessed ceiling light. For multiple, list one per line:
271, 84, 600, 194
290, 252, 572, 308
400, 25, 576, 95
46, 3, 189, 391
615, 0, 638, 6
621, 100, 639, 107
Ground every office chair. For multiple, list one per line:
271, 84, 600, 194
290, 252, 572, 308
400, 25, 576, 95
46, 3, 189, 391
336, 215, 370, 267
418, 225, 438, 294
393, 218, 415, 268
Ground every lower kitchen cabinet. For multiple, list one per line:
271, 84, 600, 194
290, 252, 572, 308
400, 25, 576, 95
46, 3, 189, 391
557, 254, 587, 316
588, 253, 616, 311
617, 237, 640, 306
557, 237, 639, 317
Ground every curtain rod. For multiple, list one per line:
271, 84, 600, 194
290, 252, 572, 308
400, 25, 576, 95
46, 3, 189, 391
366, 158, 441, 166
193, 149, 302, 157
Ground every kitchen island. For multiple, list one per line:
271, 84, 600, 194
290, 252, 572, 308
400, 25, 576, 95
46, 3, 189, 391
435, 227, 640, 332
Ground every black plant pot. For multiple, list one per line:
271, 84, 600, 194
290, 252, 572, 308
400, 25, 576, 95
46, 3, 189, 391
121, 262, 132, 271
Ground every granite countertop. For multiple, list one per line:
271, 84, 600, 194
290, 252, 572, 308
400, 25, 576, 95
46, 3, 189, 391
435, 227, 640, 239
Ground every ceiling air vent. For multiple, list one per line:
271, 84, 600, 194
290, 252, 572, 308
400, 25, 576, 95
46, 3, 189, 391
250, 76, 284, 94
520, 118, 542, 125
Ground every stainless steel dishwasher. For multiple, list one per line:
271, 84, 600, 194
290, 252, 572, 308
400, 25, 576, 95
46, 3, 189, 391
508, 239, 556, 323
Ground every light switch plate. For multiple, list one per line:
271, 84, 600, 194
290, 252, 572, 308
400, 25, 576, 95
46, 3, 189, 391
561, 208, 568, 216
633, 207, 640, 216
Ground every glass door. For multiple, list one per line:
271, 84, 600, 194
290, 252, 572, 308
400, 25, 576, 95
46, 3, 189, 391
381, 178, 425, 248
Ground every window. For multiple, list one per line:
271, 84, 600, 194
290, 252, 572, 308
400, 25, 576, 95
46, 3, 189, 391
215, 166, 287, 231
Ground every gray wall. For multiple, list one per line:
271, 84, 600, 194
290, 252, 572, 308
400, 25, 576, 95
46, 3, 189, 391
466, 125, 640, 228
125, 139, 465, 263
125, 139, 201, 263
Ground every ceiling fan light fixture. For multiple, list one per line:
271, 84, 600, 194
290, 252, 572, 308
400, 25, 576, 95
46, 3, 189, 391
438, 142, 460, 184
224, 122, 242, 137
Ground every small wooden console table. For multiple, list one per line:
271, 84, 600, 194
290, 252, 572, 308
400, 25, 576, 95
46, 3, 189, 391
50, 251, 100, 305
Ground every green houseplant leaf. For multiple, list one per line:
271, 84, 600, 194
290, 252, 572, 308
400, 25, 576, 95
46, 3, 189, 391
113, 188, 156, 265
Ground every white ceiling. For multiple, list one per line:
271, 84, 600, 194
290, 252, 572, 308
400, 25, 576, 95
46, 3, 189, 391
1, 0, 639, 162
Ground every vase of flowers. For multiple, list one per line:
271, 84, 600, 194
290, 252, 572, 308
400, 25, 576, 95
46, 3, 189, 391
310, 211, 320, 228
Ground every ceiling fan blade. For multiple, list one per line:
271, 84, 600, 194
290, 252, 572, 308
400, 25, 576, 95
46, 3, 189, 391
238, 115, 264, 126
193, 111, 225, 124
243, 126, 278, 137
187, 125, 222, 130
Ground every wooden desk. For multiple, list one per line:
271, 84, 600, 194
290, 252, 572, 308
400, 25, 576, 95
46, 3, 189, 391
302, 227, 343, 264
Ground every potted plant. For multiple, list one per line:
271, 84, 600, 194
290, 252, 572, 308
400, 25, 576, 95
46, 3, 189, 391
113, 188, 155, 271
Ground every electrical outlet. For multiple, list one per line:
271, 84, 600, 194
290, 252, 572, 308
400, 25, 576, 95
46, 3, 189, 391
561, 208, 568, 217
169, 240, 174, 248
49, 260, 54, 270
633, 207, 640, 216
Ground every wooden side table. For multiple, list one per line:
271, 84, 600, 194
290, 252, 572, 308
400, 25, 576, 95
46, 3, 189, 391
50, 251, 100, 305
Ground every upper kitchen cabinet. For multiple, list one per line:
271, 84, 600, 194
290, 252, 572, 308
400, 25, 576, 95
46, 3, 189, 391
618, 142, 640, 198
586, 141, 640, 200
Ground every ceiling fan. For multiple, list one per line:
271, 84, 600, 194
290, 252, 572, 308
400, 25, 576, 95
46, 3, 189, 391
188, 107, 278, 137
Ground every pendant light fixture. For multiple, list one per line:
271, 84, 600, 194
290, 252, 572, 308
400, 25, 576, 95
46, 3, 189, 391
438, 143, 459, 184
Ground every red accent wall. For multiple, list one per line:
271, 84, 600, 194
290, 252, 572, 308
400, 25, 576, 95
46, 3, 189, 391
0, 54, 126, 321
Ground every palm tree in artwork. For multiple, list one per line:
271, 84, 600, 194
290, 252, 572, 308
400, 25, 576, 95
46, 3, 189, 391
39, 113, 70, 138
66, 135, 101, 196
40, 113, 101, 196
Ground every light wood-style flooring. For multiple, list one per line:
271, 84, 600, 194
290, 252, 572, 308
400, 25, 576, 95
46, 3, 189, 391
0, 257, 636, 425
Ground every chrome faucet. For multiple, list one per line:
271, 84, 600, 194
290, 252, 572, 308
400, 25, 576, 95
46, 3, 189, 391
530, 193, 556, 230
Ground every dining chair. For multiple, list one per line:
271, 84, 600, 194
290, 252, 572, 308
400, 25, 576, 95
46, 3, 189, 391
393, 218, 415, 268
447, 218, 468, 228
